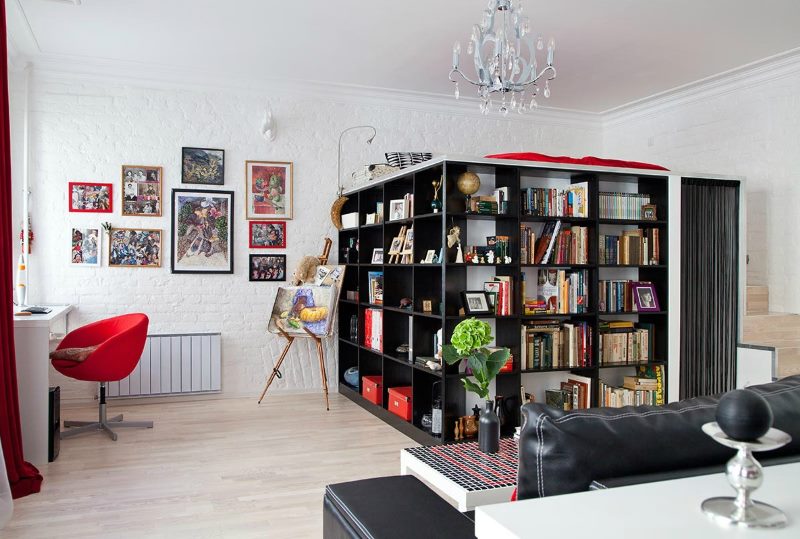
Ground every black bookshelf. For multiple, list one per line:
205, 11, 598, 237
337, 159, 670, 444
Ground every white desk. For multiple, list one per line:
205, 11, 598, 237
13, 305, 73, 465
476, 463, 800, 538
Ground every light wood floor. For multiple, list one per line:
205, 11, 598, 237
5, 392, 418, 538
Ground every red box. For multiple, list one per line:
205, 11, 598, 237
387, 386, 413, 422
362, 375, 383, 406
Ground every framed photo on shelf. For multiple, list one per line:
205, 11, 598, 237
388, 199, 406, 221
388, 235, 403, 255
642, 204, 657, 221
483, 281, 502, 311
401, 228, 414, 253
371, 248, 384, 264
249, 254, 287, 282
245, 160, 293, 220
249, 221, 286, 248
68, 182, 112, 213
108, 228, 162, 268
461, 291, 492, 315
122, 165, 162, 216
182, 147, 225, 185
421, 299, 433, 313
70, 228, 100, 266
423, 249, 436, 263
632, 282, 660, 311
171, 189, 234, 274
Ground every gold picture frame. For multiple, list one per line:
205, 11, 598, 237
121, 165, 163, 217
108, 228, 162, 268
245, 160, 293, 220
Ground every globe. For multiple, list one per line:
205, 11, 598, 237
456, 172, 481, 196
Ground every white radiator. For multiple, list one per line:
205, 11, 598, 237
108, 333, 221, 398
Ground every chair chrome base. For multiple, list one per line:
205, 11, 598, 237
61, 382, 153, 441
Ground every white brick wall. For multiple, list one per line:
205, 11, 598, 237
12, 72, 601, 401
603, 65, 800, 312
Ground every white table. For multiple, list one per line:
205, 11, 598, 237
13, 305, 73, 465
400, 439, 517, 511
476, 462, 800, 538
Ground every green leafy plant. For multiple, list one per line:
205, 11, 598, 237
442, 318, 510, 400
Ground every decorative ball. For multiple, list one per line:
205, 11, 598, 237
456, 172, 481, 196
716, 389, 773, 442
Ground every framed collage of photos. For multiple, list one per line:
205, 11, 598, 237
108, 228, 162, 268
249, 221, 286, 249
71, 228, 101, 267
122, 165, 162, 216
250, 255, 286, 282
69, 182, 113, 213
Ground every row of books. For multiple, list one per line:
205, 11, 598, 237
534, 269, 589, 314
544, 374, 592, 410
598, 320, 654, 364
599, 192, 652, 220
598, 279, 656, 313
520, 320, 593, 369
363, 308, 383, 352
485, 276, 513, 316
467, 187, 509, 214
599, 228, 660, 265
520, 223, 589, 265
599, 366, 665, 407
520, 182, 589, 218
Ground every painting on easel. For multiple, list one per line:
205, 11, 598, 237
268, 286, 337, 337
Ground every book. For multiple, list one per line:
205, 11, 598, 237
545, 389, 572, 410
368, 271, 384, 305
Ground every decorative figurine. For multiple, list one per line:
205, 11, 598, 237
447, 225, 464, 263
399, 297, 413, 310
487, 251, 495, 264
462, 415, 478, 438
431, 176, 443, 213
456, 171, 481, 213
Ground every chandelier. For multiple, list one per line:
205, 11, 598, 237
449, 0, 556, 115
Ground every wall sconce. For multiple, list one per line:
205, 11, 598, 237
261, 105, 276, 142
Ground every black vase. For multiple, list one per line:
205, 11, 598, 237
479, 400, 500, 454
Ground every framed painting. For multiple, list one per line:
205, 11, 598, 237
69, 182, 113, 213
71, 227, 101, 266
245, 160, 293, 220
171, 189, 234, 274
108, 228, 162, 267
122, 165, 163, 216
249, 221, 287, 249
182, 147, 225, 185
249, 254, 287, 281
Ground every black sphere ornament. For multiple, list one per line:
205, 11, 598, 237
715, 389, 773, 442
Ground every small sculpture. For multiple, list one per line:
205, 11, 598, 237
431, 176, 443, 213
487, 251, 495, 264
399, 298, 413, 310
447, 225, 464, 263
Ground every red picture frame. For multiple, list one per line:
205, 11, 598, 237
68, 182, 113, 213
249, 221, 287, 249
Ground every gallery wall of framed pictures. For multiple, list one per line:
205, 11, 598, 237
67, 148, 293, 281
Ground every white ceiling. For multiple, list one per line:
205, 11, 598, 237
7, 0, 800, 113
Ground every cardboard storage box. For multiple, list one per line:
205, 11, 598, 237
362, 375, 383, 406
387, 386, 412, 421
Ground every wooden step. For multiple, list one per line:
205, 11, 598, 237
776, 347, 800, 378
746, 285, 769, 315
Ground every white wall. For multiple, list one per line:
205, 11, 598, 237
14, 71, 601, 402
603, 60, 800, 312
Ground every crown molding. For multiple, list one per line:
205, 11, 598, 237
21, 52, 603, 132
603, 47, 800, 128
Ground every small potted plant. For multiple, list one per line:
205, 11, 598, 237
442, 318, 510, 453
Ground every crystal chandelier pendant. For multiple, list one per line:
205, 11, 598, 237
448, 0, 557, 114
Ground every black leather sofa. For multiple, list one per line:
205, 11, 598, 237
324, 375, 800, 539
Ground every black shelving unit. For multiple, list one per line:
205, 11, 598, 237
337, 159, 670, 444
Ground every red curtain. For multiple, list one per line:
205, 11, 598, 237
0, 3, 43, 498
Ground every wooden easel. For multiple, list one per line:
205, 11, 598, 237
258, 322, 330, 411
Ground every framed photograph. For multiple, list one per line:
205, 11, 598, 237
249, 254, 287, 282
401, 228, 414, 254
388, 236, 403, 255
365, 213, 376, 225
69, 182, 112, 213
249, 221, 286, 249
642, 204, 658, 221
484, 281, 502, 311
122, 165, 162, 216
245, 160, 293, 220
182, 147, 225, 185
108, 228, 162, 267
388, 199, 406, 222
423, 249, 436, 263
71, 228, 100, 266
632, 282, 661, 311
371, 248, 384, 264
421, 299, 433, 313
171, 189, 234, 274
461, 291, 491, 314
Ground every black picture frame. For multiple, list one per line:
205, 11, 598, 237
181, 147, 225, 185
249, 254, 287, 282
460, 291, 492, 314
171, 189, 234, 274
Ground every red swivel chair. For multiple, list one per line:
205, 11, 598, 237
51, 313, 153, 441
